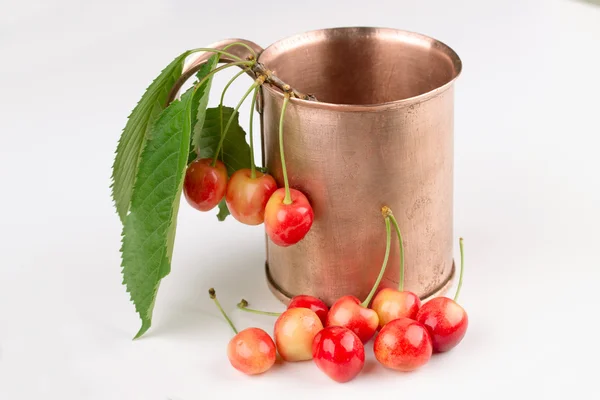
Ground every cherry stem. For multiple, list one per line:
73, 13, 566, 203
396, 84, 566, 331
279, 93, 292, 205
237, 299, 281, 316
221, 42, 257, 59
454, 238, 465, 302
361, 215, 392, 307
387, 213, 405, 292
211, 76, 264, 167
209, 288, 238, 334
218, 68, 250, 160
167, 60, 254, 109
189, 47, 244, 62
248, 87, 259, 179
191, 60, 254, 99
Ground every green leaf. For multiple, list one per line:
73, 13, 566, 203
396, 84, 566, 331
120, 87, 194, 339
188, 55, 219, 164
198, 107, 252, 175
217, 199, 230, 221
112, 51, 191, 223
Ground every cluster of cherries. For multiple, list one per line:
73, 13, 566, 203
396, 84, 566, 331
182, 57, 467, 381
183, 91, 314, 248
209, 207, 468, 383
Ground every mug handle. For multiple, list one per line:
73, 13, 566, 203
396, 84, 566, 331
167, 38, 264, 104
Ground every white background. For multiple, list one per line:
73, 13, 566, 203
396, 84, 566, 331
1, 0, 599, 398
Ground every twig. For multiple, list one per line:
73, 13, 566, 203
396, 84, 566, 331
251, 61, 317, 101
167, 53, 318, 105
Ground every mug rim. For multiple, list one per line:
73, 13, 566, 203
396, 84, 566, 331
258, 26, 462, 111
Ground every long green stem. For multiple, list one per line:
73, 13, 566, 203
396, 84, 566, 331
186, 60, 254, 155
211, 79, 262, 166
219, 68, 249, 161
189, 47, 244, 62
166, 60, 254, 110
248, 87, 259, 179
237, 299, 281, 316
454, 238, 465, 302
388, 214, 405, 292
361, 216, 392, 307
208, 288, 238, 334
192, 60, 254, 96
279, 94, 292, 204
222, 42, 257, 59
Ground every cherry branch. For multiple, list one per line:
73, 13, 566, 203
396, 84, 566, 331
250, 60, 317, 101
168, 54, 317, 105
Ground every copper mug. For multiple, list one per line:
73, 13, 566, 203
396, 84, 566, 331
172, 27, 462, 306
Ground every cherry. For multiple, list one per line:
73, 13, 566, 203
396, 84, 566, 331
416, 297, 468, 353
274, 307, 323, 362
326, 208, 393, 343
264, 189, 314, 246
288, 295, 329, 326
209, 288, 276, 375
326, 295, 379, 343
416, 238, 468, 353
374, 317, 432, 371
227, 328, 277, 375
223, 80, 278, 226
264, 93, 314, 247
312, 326, 365, 383
371, 207, 421, 327
183, 158, 228, 212
185, 74, 263, 214
371, 289, 420, 327
225, 168, 278, 225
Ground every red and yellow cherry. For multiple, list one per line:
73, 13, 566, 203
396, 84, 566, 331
183, 158, 228, 211
225, 168, 277, 225
326, 211, 393, 343
274, 307, 323, 361
371, 288, 421, 328
209, 288, 276, 375
287, 295, 329, 326
416, 238, 468, 353
326, 295, 379, 343
371, 208, 421, 327
268, 93, 314, 246
312, 326, 365, 383
264, 188, 314, 247
227, 327, 277, 375
374, 317, 432, 372
416, 297, 468, 353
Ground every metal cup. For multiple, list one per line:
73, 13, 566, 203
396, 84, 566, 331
173, 27, 462, 305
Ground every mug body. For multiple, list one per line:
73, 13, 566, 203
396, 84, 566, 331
258, 27, 462, 305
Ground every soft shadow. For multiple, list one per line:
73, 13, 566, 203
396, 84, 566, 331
150, 242, 273, 338
141, 308, 225, 340
360, 359, 380, 376
573, 0, 600, 6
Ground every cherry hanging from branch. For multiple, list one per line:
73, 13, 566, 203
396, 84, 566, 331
183, 59, 258, 212
264, 91, 314, 247
225, 85, 278, 225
